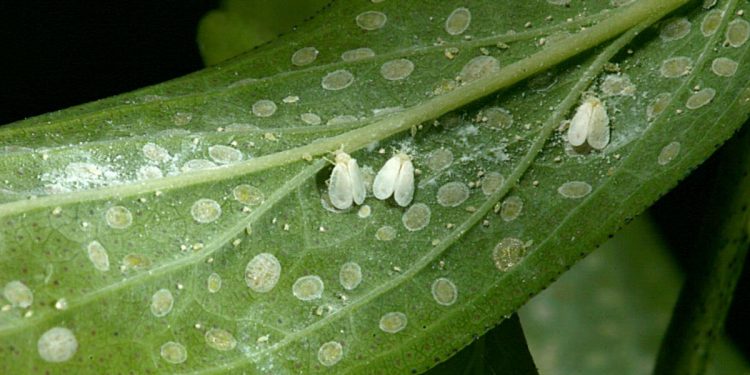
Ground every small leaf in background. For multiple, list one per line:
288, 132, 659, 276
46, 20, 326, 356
197, 0, 333, 65
1, 0, 749, 373
427, 314, 538, 375
653, 122, 750, 375
520, 215, 750, 375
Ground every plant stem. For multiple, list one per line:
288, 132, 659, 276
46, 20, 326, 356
653, 126, 750, 374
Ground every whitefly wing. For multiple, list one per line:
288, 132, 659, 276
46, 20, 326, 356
348, 158, 366, 205
586, 98, 610, 150
393, 158, 415, 207
329, 161, 354, 209
568, 99, 593, 147
373, 155, 402, 200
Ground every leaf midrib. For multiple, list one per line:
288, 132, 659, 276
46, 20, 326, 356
0, 7, 611, 139
189, 12, 665, 375
0, 0, 693, 371
0, 160, 327, 336
0, 0, 686, 221
345, 1, 746, 367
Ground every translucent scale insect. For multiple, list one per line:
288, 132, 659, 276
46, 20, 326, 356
373, 152, 415, 207
567, 96, 610, 150
328, 151, 366, 210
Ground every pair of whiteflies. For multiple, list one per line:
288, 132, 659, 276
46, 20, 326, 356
328, 151, 414, 210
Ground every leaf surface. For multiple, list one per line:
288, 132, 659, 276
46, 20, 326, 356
1, 0, 749, 374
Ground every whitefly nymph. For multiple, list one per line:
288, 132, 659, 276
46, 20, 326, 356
328, 151, 366, 210
567, 96, 610, 150
373, 152, 415, 207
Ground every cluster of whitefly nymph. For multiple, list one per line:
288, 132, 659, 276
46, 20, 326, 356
328, 151, 415, 210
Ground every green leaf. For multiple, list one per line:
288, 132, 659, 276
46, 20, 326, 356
1, 0, 748, 374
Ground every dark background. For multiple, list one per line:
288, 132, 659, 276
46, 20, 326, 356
0, 2, 218, 125
653, 142, 750, 358
1, 0, 748, 366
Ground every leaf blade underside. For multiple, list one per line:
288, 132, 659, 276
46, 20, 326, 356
1, 0, 749, 374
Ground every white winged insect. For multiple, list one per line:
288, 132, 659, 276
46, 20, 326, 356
567, 96, 610, 150
373, 152, 415, 207
328, 151, 366, 210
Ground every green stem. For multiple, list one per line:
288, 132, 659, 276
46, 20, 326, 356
653, 126, 750, 374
